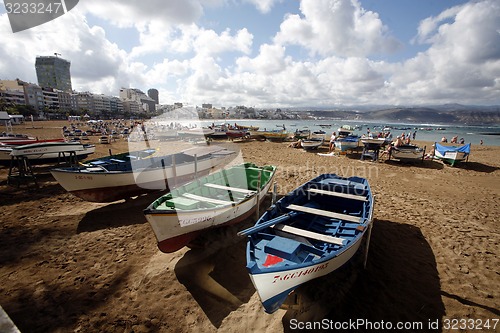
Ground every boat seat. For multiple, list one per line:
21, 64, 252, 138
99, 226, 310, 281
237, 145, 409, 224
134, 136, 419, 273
338, 228, 356, 236
182, 193, 233, 205
307, 188, 367, 201
272, 224, 346, 246
239, 167, 272, 172
164, 196, 199, 210
86, 167, 106, 172
204, 183, 256, 194
286, 204, 362, 223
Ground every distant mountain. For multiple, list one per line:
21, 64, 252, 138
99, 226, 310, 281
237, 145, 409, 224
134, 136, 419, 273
305, 105, 500, 125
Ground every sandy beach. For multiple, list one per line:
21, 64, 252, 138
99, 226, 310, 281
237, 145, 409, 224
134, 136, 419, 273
0, 120, 498, 332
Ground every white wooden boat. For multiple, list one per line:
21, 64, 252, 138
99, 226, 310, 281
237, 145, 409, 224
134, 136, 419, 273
144, 163, 277, 253
360, 137, 390, 146
177, 128, 215, 138
301, 133, 324, 150
50, 146, 234, 202
239, 174, 374, 313
0, 142, 95, 166
389, 144, 426, 162
433, 143, 470, 166
250, 130, 288, 141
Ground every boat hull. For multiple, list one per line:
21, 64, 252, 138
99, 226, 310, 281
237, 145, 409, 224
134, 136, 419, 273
433, 143, 470, 166
434, 151, 467, 166
301, 140, 323, 150
250, 234, 365, 313
51, 156, 223, 202
334, 139, 359, 152
148, 191, 269, 253
390, 145, 425, 161
0, 144, 95, 166
144, 164, 277, 252
242, 174, 373, 313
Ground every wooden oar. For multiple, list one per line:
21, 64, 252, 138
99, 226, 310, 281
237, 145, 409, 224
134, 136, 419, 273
238, 211, 300, 237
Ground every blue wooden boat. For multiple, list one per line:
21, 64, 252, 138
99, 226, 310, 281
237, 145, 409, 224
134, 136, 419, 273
239, 174, 374, 313
334, 125, 359, 152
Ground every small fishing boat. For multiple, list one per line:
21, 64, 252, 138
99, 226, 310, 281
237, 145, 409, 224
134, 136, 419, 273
144, 163, 277, 253
0, 141, 95, 166
389, 144, 426, 162
293, 129, 310, 140
177, 128, 215, 138
433, 143, 470, 166
50, 146, 234, 202
0, 133, 35, 143
226, 129, 250, 140
250, 130, 289, 142
360, 137, 389, 146
301, 133, 324, 150
208, 124, 229, 139
239, 174, 374, 313
334, 125, 359, 152
0, 137, 65, 146
235, 124, 259, 131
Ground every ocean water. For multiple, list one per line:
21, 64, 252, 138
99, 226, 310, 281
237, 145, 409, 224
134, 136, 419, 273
196, 119, 500, 147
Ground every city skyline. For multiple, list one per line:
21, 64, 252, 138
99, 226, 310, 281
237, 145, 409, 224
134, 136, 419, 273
1, 0, 499, 107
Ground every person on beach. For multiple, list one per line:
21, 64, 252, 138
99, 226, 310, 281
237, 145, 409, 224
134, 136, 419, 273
451, 136, 458, 143
289, 139, 302, 148
459, 138, 465, 144
380, 136, 403, 159
329, 132, 336, 153
425, 144, 436, 159
441, 136, 448, 143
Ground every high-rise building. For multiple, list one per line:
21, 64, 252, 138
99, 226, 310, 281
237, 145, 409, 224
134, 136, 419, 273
35, 55, 72, 92
120, 87, 156, 113
147, 88, 159, 104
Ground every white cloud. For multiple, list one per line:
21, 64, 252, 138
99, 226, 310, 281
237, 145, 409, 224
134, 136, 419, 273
274, 0, 402, 57
392, 0, 500, 104
1, 0, 499, 107
78, 0, 205, 28
244, 0, 283, 14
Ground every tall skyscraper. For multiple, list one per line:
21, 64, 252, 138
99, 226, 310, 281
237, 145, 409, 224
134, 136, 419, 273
35, 55, 72, 92
147, 88, 159, 104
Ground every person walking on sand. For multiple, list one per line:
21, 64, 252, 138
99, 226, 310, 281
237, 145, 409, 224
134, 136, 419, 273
329, 132, 337, 153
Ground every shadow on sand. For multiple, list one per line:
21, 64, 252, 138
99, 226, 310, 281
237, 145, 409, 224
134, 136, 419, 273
452, 161, 499, 173
384, 159, 444, 170
174, 224, 254, 328
5, 268, 131, 333
173, 195, 275, 328
281, 219, 445, 332
76, 192, 160, 233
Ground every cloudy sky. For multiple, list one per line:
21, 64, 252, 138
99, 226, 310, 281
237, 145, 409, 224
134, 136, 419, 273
1, 0, 499, 108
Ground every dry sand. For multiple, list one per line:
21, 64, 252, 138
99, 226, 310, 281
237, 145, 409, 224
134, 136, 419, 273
0, 120, 498, 332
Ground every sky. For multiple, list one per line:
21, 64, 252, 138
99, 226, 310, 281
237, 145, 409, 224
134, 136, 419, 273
1, 0, 499, 108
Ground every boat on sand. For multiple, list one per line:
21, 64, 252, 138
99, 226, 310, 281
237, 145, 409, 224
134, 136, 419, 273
239, 174, 374, 313
50, 146, 234, 202
334, 126, 359, 152
144, 163, 277, 253
389, 144, 426, 162
0, 141, 95, 166
433, 143, 470, 166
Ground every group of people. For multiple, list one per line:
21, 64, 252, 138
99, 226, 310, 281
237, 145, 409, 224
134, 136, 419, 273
441, 135, 465, 144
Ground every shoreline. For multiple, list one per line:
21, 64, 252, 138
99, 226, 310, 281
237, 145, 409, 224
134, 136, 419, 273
0, 121, 498, 332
